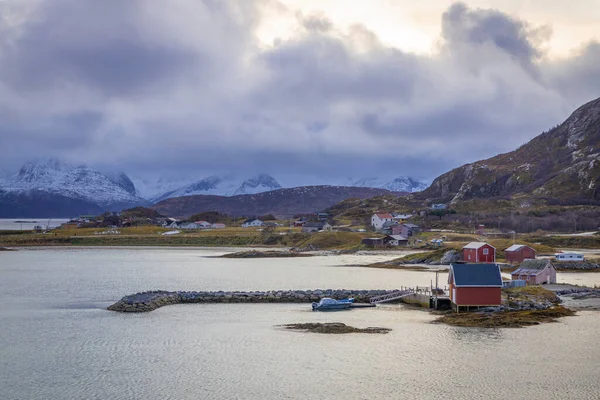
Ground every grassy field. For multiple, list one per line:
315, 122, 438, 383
0, 226, 377, 250
4, 224, 593, 253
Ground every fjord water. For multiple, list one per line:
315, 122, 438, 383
1, 248, 600, 400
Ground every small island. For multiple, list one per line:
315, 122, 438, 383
279, 322, 391, 334
221, 250, 313, 258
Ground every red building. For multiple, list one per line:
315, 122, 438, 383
448, 263, 503, 312
504, 244, 536, 264
462, 242, 496, 263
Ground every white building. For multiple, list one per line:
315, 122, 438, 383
242, 218, 264, 228
179, 222, 200, 230
371, 213, 394, 229
554, 252, 584, 262
194, 220, 212, 229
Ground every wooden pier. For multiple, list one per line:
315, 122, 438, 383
369, 286, 450, 309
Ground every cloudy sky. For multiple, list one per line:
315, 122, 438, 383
0, 0, 599, 186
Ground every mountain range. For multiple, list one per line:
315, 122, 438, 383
420, 96, 600, 207
4, 96, 598, 218
0, 158, 422, 217
152, 186, 401, 218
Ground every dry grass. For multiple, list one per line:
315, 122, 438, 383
293, 231, 372, 250
434, 306, 575, 328
503, 286, 561, 304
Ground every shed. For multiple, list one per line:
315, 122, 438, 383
383, 235, 408, 246
448, 263, 503, 311
504, 244, 536, 264
302, 222, 332, 233
462, 242, 496, 263
511, 259, 557, 285
361, 237, 384, 248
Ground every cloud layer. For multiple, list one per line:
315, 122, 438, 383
0, 0, 599, 184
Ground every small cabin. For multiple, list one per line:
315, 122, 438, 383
302, 222, 332, 233
383, 235, 408, 246
504, 244, 536, 264
555, 252, 584, 262
448, 263, 503, 312
462, 242, 496, 263
511, 259, 557, 285
361, 237, 384, 248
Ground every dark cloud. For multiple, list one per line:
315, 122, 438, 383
0, 1, 598, 187
299, 13, 333, 33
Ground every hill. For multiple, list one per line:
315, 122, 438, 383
152, 186, 404, 218
325, 195, 415, 221
420, 97, 600, 208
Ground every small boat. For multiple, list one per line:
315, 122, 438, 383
311, 297, 354, 311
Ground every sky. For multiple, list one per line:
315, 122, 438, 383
0, 0, 599, 186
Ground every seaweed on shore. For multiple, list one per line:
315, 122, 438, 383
434, 306, 575, 328
279, 322, 391, 334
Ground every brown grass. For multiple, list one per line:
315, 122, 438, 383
434, 306, 575, 328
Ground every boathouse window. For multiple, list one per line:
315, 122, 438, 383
483, 248, 489, 255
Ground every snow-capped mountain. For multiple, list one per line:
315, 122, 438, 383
0, 158, 146, 217
344, 176, 428, 193
152, 173, 282, 202
383, 177, 429, 192
233, 173, 282, 195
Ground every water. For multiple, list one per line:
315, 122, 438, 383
1, 248, 600, 400
0, 218, 69, 231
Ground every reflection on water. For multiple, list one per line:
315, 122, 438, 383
1, 248, 600, 400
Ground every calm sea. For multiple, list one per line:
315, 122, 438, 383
1, 248, 599, 400
0, 218, 69, 231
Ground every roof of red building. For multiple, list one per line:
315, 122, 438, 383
375, 213, 393, 219
505, 244, 535, 252
449, 263, 503, 287
463, 242, 495, 250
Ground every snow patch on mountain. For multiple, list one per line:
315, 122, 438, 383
152, 173, 283, 202
233, 174, 282, 195
1, 158, 144, 206
346, 176, 428, 192
152, 175, 239, 202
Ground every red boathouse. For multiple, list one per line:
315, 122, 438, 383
504, 244, 536, 264
462, 242, 496, 263
448, 263, 503, 312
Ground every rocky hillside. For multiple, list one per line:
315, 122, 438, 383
152, 186, 403, 218
421, 97, 600, 206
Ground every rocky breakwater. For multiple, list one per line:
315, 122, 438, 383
107, 289, 396, 313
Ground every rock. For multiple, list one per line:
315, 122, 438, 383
440, 250, 460, 264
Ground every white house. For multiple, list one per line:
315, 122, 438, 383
242, 218, 264, 228
194, 220, 212, 229
371, 213, 394, 229
211, 223, 226, 229
179, 222, 199, 230
162, 218, 180, 229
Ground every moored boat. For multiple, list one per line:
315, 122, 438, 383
311, 297, 354, 311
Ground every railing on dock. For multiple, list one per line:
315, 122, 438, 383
369, 286, 449, 304
369, 287, 414, 304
